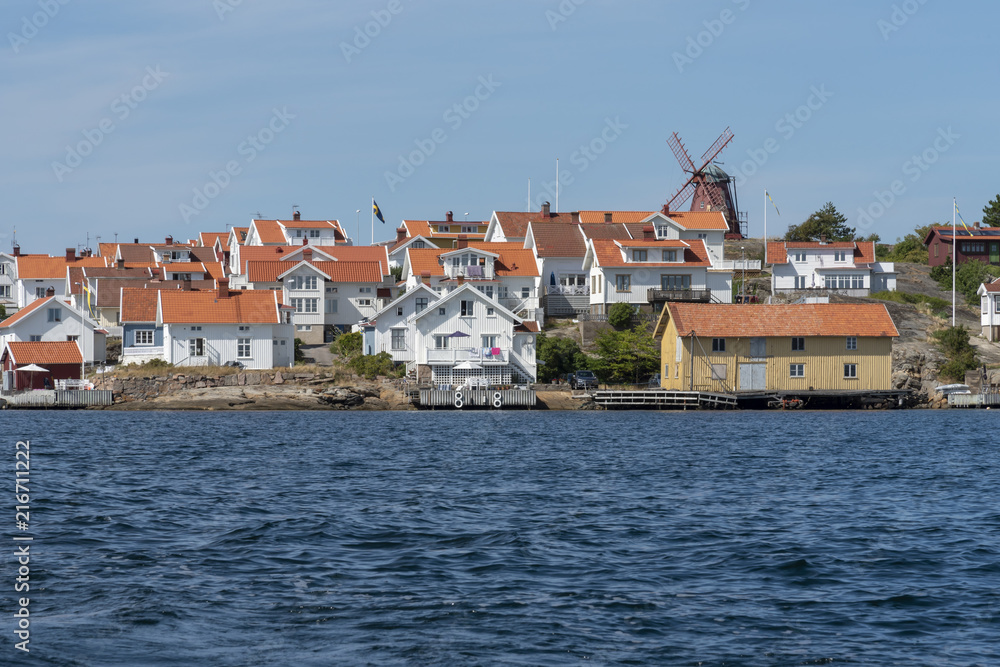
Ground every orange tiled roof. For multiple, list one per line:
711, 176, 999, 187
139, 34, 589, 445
667, 303, 899, 338
82, 267, 154, 279
404, 219, 487, 239
514, 321, 541, 333
578, 223, 634, 240
239, 245, 299, 268
120, 287, 161, 322
231, 227, 248, 244
5, 340, 82, 365
199, 232, 228, 247
159, 289, 281, 324
493, 211, 578, 239
312, 246, 390, 275
406, 248, 447, 277
98, 242, 118, 258
663, 211, 730, 230
466, 242, 540, 277
591, 239, 711, 268
68, 266, 85, 295
246, 260, 383, 283
16, 256, 106, 280
0, 296, 60, 329
578, 211, 657, 224
982, 279, 1000, 294
249, 220, 288, 244
529, 222, 587, 258
276, 219, 342, 230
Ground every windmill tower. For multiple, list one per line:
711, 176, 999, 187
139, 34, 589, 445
663, 127, 747, 238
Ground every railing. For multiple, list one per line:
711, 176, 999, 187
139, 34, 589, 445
443, 266, 495, 280
578, 312, 658, 323
426, 348, 507, 364
123, 346, 164, 357
545, 285, 590, 296
54, 379, 94, 390
647, 289, 712, 303
714, 259, 762, 271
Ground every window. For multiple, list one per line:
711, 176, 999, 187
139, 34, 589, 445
412, 240, 425, 249
846, 336, 857, 350
296, 325, 312, 331
415, 297, 428, 313
135, 330, 154, 346
189, 338, 205, 357
0, 264, 5, 274
289, 276, 317, 290
359, 287, 372, 294
961, 242, 986, 254
486, 307, 495, 316
437, 225, 449, 233
66, 335, 79, 342
291, 298, 318, 313
712, 338, 725, 352
327, 299, 338, 314
632, 249, 647, 262
294, 229, 302, 237
791, 337, 805, 351
35, 287, 47, 298
326, 286, 338, 293
29, 335, 41, 342
790, 364, 804, 377
438, 306, 446, 315
834, 251, 847, 262
461, 225, 476, 233
309, 229, 320, 238
615, 275, 631, 292
391, 329, 406, 350
461, 300, 474, 316
793, 252, 806, 262
357, 299, 372, 307
0, 286, 9, 298
844, 363, 858, 379
697, 233, 708, 240
47, 308, 61, 322
661, 275, 691, 290
434, 335, 450, 349
238, 326, 250, 332
191, 326, 202, 331
662, 249, 678, 262
237, 338, 251, 358
171, 273, 192, 281
794, 276, 806, 289
482, 334, 499, 348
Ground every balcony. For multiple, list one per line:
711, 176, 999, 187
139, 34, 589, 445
426, 348, 508, 364
443, 264, 495, 280
122, 345, 164, 357
647, 289, 712, 303
714, 259, 762, 271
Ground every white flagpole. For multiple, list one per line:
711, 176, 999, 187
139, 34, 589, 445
555, 159, 559, 213
952, 197, 956, 327
763, 190, 768, 265
371, 196, 375, 247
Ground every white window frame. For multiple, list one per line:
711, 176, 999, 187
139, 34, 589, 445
790, 363, 804, 378
135, 330, 154, 346
391, 329, 406, 351
47, 308, 61, 322
237, 338, 251, 358
189, 338, 205, 357
434, 335, 450, 349
844, 363, 858, 379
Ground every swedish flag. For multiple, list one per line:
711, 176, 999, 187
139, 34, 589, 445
373, 200, 385, 224
955, 201, 971, 235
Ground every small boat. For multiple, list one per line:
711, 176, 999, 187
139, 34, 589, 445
935, 384, 971, 395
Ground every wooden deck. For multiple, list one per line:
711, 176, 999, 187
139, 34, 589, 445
1, 390, 114, 409
417, 388, 536, 409
593, 390, 738, 410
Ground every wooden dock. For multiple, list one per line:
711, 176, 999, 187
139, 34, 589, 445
948, 393, 1000, 408
0, 390, 114, 409
593, 390, 738, 410
417, 388, 536, 409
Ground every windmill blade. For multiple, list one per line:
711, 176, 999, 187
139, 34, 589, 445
667, 133, 696, 173
666, 179, 697, 211
697, 127, 734, 171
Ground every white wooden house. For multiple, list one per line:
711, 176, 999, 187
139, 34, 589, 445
0, 251, 17, 315
0, 295, 106, 363
766, 241, 896, 296
157, 281, 294, 369
15, 251, 106, 309
978, 278, 1000, 341
364, 283, 442, 364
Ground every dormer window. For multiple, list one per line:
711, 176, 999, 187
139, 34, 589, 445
461, 225, 476, 234
793, 252, 807, 262
309, 230, 320, 238
655, 225, 670, 239
437, 225, 449, 233
662, 249, 678, 262
834, 251, 847, 262
632, 249, 647, 262
294, 229, 302, 238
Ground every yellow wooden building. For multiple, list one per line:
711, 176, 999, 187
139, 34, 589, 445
654, 303, 899, 392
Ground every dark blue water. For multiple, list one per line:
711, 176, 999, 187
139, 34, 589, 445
4, 410, 999, 665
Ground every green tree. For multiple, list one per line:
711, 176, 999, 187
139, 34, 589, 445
536, 334, 590, 382
982, 195, 1000, 228
784, 202, 855, 242
592, 325, 659, 384
607, 302, 634, 329
332, 331, 362, 357
932, 326, 979, 381
930, 258, 996, 304
294, 338, 305, 364
878, 223, 933, 263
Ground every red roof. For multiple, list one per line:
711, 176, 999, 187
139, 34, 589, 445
767, 241, 876, 265
493, 211, 578, 239
248, 220, 288, 244
590, 239, 711, 268
16, 256, 106, 280
120, 288, 162, 322
247, 260, 383, 283
466, 242, 540, 277
5, 341, 83, 365
514, 321, 540, 333
529, 222, 587, 258
310, 246, 390, 275
578, 211, 656, 224
665, 303, 899, 338
982, 279, 1000, 294
159, 290, 282, 324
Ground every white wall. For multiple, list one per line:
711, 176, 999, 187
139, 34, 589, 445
164, 322, 292, 369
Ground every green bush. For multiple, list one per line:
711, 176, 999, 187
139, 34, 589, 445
932, 326, 979, 381
607, 302, 635, 329
333, 331, 362, 357
930, 258, 996, 304
347, 351, 400, 379
536, 334, 591, 382
870, 290, 950, 319
294, 338, 305, 363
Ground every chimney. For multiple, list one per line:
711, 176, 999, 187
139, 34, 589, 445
457, 234, 469, 249
65, 248, 75, 262
302, 238, 308, 246
541, 201, 551, 218
396, 226, 407, 243
117, 258, 125, 269
975, 221, 981, 229
134, 238, 139, 244
217, 277, 230, 299
12, 244, 19, 257
820, 234, 827, 244
293, 210, 301, 221
457, 274, 465, 286
45, 287, 55, 298
182, 279, 191, 291
604, 212, 613, 223
165, 236, 173, 245
446, 211, 454, 222
572, 211, 580, 224
643, 225, 655, 240
420, 270, 431, 286
302, 247, 313, 262
661, 204, 670, 215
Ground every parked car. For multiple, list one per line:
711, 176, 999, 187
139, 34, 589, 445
573, 370, 598, 390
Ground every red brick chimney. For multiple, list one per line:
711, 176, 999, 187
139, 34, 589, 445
117, 258, 125, 269
293, 210, 301, 221
302, 238, 308, 246
396, 227, 407, 242
420, 271, 431, 286
457, 235, 469, 249
302, 247, 313, 262
541, 202, 551, 218
165, 236, 173, 245
572, 212, 580, 224
217, 277, 230, 299
45, 286, 55, 298
65, 248, 75, 262
604, 212, 613, 223
12, 244, 19, 257
446, 211, 454, 222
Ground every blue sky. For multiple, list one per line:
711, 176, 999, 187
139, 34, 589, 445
2, 0, 997, 253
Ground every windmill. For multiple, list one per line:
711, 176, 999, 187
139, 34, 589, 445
663, 127, 747, 238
